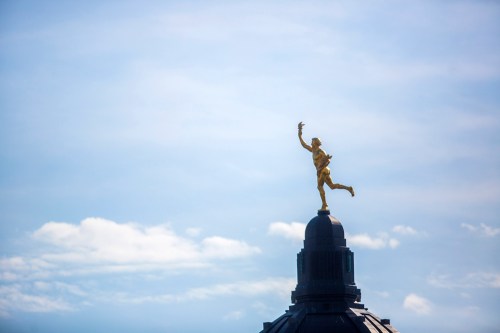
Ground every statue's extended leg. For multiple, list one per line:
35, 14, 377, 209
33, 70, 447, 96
326, 177, 355, 197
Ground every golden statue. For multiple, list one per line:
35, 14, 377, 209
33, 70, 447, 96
298, 122, 354, 211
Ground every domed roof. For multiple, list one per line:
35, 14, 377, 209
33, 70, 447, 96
260, 211, 399, 333
262, 307, 399, 333
304, 210, 346, 248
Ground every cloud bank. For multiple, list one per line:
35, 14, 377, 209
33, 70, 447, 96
1, 218, 261, 282
33, 217, 260, 264
0, 218, 272, 316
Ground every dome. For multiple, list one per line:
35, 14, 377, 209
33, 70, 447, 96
260, 211, 400, 333
304, 210, 346, 248
262, 307, 398, 333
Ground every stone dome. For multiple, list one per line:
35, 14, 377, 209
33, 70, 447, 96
304, 210, 346, 248
260, 210, 400, 333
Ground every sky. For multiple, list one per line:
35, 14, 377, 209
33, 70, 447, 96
0, 0, 499, 332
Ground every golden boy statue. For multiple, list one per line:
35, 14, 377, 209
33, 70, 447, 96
298, 122, 354, 211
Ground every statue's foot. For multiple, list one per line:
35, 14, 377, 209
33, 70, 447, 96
349, 186, 355, 197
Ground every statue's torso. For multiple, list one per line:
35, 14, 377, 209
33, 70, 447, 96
313, 148, 327, 170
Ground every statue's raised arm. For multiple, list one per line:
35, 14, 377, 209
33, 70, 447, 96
298, 122, 355, 211
298, 122, 312, 152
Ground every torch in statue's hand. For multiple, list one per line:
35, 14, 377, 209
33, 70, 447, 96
298, 122, 304, 134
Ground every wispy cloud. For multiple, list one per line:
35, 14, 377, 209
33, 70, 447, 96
223, 310, 244, 321
33, 281, 87, 297
428, 272, 500, 289
268, 222, 306, 242
392, 225, 417, 235
346, 232, 399, 250
403, 293, 432, 315
0, 284, 73, 317
0, 257, 53, 281
0, 274, 294, 316
110, 277, 295, 304
180, 277, 294, 301
461, 223, 500, 237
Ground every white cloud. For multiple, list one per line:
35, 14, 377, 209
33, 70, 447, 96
346, 232, 399, 250
0, 257, 53, 281
33, 281, 87, 297
0, 218, 265, 316
32, 217, 259, 265
392, 225, 417, 235
1, 218, 261, 282
110, 277, 295, 304
461, 223, 476, 232
268, 222, 306, 242
223, 310, 244, 321
388, 238, 400, 249
472, 272, 500, 288
403, 293, 432, 315
0, 257, 52, 271
201, 236, 261, 259
428, 272, 500, 289
347, 234, 384, 249
0, 285, 73, 316
461, 223, 500, 237
181, 277, 295, 301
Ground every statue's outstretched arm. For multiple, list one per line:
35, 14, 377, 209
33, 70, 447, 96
298, 122, 312, 152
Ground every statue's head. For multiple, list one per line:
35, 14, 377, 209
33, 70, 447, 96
311, 137, 322, 147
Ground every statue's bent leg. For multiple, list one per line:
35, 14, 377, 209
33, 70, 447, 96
326, 177, 355, 197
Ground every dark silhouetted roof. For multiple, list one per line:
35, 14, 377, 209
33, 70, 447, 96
260, 211, 399, 333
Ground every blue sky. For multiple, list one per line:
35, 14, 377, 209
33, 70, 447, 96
1, 1, 499, 332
